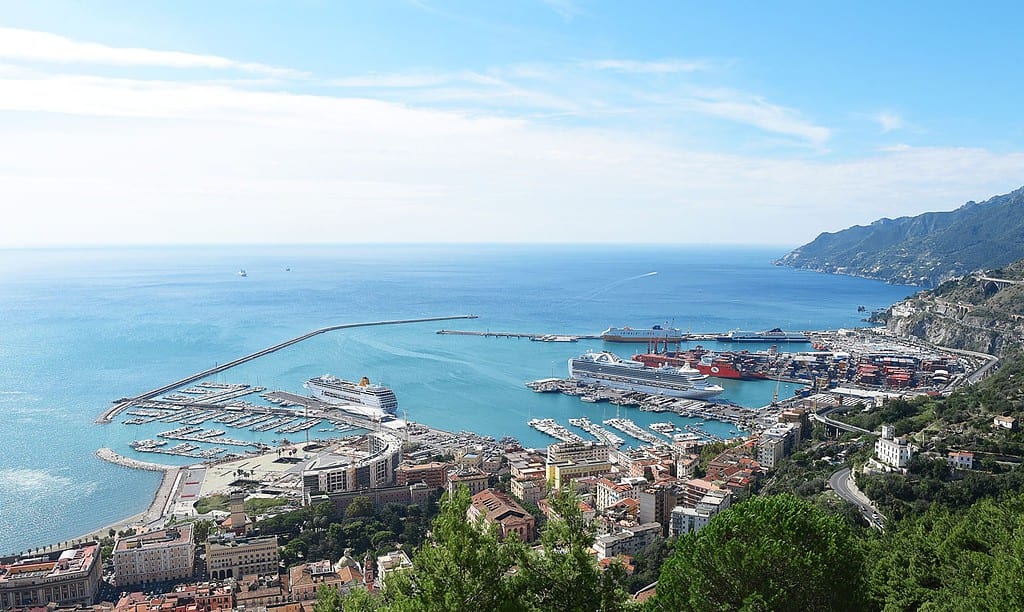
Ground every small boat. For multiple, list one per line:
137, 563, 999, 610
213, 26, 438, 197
238, 269, 248, 277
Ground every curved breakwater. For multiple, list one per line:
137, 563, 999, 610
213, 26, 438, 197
96, 314, 477, 424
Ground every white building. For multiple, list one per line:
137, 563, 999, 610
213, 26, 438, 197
510, 475, 547, 505
592, 523, 662, 560
375, 550, 412, 590
874, 425, 913, 469
595, 478, 638, 511
947, 451, 974, 470
669, 489, 732, 537
302, 432, 403, 502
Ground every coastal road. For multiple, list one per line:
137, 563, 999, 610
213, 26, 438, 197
829, 467, 885, 530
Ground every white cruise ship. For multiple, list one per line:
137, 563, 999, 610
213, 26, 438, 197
715, 328, 808, 342
304, 375, 399, 414
600, 324, 684, 343
568, 351, 724, 400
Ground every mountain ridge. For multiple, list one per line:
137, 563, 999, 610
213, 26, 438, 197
776, 186, 1024, 287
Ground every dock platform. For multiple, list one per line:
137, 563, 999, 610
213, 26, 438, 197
437, 329, 601, 340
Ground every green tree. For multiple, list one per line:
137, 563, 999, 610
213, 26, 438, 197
519, 488, 629, 611
192, 519, 214, 544
382, 486, 528, 611
651, 494, 867, 611
314, 583, 343, 612
345, 496, 374, 520
867, 493, 1024, 610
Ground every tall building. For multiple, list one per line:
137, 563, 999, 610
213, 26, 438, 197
228, 491, 247, 535
113, 526, 195, 587
0, 544, 102, 608
757, 422, 798, 470
638, 482, 682, 534
595, 478, 638, 511
205, 534, 279, 580
670, 489, 732, 537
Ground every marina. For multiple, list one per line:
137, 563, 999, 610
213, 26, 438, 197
603, 418, 665, 446
568, 417, 625, 447
528, 418, 587, 443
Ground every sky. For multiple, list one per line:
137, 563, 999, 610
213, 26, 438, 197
1, 1, 1024, 247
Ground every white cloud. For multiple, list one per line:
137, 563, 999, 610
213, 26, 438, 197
686, 91, 831, 145
0, 30, 1020, 247
538, 0, 586, 20
0, 27, 306, 78
328, 73, 456, 88
582, 59, 713, 74
874, 110, 906, 133
1, 80, 1022, 248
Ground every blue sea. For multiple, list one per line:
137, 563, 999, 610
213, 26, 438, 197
0, 244, 915, 554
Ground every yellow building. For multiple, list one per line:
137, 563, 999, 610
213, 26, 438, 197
546, 459, 612, 488
206, 534, 279, 580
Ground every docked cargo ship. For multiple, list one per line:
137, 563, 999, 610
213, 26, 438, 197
716, 328, 808, 342
600, 324, 685, 342
568, 351, 724, 399
633, 349, 771, 380
304, 375, 399, 414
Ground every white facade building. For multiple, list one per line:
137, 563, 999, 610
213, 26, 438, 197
669, 490, 732, 537
874, 425, 913, 469
592, 523, 661, 560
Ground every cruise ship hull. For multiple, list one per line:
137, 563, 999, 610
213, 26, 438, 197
716, 329, 808, 343
570, 370, 723, 399
305, 375, 399, 414
600, 325, 685, 343
601, 333, 686, 343
568, 352, 724, 400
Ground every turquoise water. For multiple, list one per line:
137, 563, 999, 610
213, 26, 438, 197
0, 245, 915, 553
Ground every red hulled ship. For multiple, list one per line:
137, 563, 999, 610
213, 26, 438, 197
632, 345, 772, 380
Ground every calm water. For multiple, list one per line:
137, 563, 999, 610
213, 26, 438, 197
0, 244, 915, 553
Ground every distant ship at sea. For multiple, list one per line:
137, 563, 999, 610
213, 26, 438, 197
568, 351, 724, 399
238, 269, 247, 277
600, 324, 684, 343
304, 374, 399, 419
716, 328, 807, 342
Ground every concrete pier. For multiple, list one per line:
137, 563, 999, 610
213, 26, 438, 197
97, 314, 477, 423
437, 329, 601, 340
